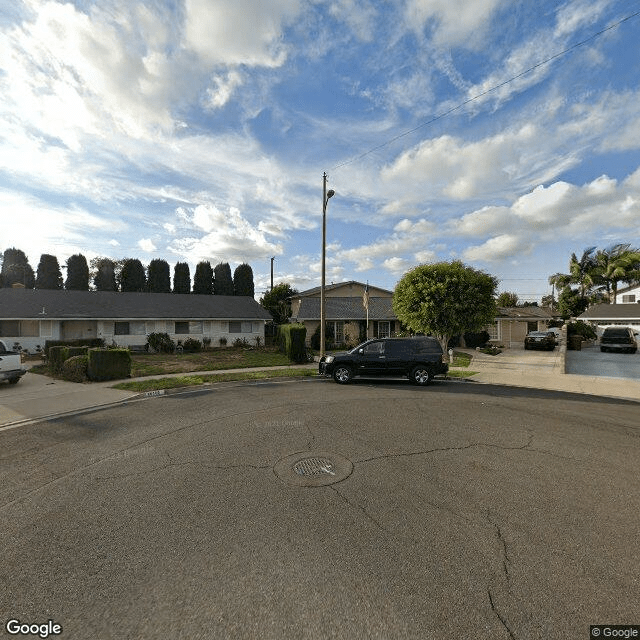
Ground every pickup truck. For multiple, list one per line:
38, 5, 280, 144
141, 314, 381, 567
0, 340, 26, 385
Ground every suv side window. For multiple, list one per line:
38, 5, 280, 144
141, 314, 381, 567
363, 341, 384, 355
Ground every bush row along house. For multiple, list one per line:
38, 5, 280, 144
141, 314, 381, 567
289, 281, 557, 348
0, 289, 272, 353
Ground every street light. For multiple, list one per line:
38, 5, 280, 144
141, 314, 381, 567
320, 172, 335, 359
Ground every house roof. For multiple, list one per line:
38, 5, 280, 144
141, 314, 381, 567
296, 280, 393, 297
496, 306, 553, 320
616, 284, 640, 295
579, 303, 640, 321
0, 289, 272, 321
295, 296, 396, 321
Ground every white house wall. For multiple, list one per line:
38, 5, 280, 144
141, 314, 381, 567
0, 319, 266, 353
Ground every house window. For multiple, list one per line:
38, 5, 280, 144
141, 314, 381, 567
189, 321, 203, 334
0, 320, 20, 336
486, 322, 499, 341
175, 321, 190, 334
114, 322, 130, 335
229, 321, 254, 333
377, 321, 391, 338
329, 321, 344, 343
527, 321, 538, 332
622, 295, 636, 303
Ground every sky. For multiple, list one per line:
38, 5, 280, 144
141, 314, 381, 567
1, 0, 640, 302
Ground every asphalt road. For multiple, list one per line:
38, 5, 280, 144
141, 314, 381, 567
566, 343, 640, 379
2, 378, 640, 639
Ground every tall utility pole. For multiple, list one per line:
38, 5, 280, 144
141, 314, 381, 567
270, 257, 275, 291
320, 172, 335, 359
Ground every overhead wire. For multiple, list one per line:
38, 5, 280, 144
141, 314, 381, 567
330, 8, 640, 172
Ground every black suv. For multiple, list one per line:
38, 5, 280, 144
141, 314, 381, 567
600, 327, 637, 353
319, 337, 448, 385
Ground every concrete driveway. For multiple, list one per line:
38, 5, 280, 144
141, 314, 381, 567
566, 343, 640, 380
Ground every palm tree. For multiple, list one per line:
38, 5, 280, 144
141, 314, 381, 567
594, 244, 640, 303
548, 247, 598, 306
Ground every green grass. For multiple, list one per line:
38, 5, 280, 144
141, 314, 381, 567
112, 368, 317, 392
129, 347, 293, 378
446, 370, 478, 378
450, 351, 472, 368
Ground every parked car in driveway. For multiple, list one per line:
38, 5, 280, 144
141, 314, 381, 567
0, 340, 26, 385
319, 337, 448, 385
599, 327, 638, 354
524, 331, 556, 351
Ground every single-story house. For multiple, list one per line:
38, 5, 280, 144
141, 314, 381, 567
614, 284, 640, 304
578, 303, 640, 336
0, 289, 272, 353
290, 281, 398, 345
485, 306, 556, 348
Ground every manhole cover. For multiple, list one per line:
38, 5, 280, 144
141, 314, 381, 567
274, 451, 353, 487
293, 457, 335, 477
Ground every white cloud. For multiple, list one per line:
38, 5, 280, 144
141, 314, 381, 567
169, 204, 283, 263
184, 0, 301, 67
404, 0, 506, 47
206, 70, 244, 109
383, 257, 411, 276
463, 234, 530, 262
138, 239, 157, 252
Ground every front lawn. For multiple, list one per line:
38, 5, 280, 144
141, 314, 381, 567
130, 346, 293, 377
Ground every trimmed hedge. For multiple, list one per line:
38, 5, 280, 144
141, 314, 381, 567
48, 346, 69, 374
44, 339, 103, 359
87, 348, 132, 381
61, 355, 89, 383
277, 324, 307, 363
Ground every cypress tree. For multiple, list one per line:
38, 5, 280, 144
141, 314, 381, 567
35, 254, 63, 289
213, 262, 234, 295
173, 262, 191, 294
147, 259, 171, 293
1, 248, 35, 288
193, 261, 214, 295
120, 258, 146, 292
65, 254, 90, 290
233, 263, 255, 297
92, 257, 118, 291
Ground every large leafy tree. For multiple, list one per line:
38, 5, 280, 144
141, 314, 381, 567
119, 258, 146, 292
233, 263, 254, 297
65, 254, 89, 290
213, 262, 234, 295
91, 257, 118, 291
35, 254, 63, 290
173, 262, 191, 294
259, 282, 298, 324
1, 248, 35, 288
147, 258, 171, 293
193, 261, 214, 295
393, 261, 498, 352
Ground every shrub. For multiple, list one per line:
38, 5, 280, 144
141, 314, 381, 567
146, 332, 175, 353
219, 337, 227, 347
566, 320, 596, 340
44, 338, 103, 359
202, 336, 212, 350
182, 338, 202, 352
48, 346, 69, 374
277, 324, 307, 363
233, 337, 251, 348
88, 348, 132, 381
310, 323, 334, 351
464, 330, 490, 348
61, 355, 89, 383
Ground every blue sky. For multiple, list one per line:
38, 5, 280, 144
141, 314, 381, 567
1, 0, 640, 301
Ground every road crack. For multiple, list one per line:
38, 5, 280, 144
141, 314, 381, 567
488, 589, 517, 639
328, 485, 388, 534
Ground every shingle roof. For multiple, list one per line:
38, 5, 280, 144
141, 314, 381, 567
295, 296, 396, 320
579, 303, 640, 320
296, 280, 393, 297
496, 306, 553, 320
0, 289, 272, 321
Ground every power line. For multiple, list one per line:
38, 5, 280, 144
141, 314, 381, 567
330, 9, 640, 171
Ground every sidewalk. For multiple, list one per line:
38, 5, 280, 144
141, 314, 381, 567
451, 347, 640, 402
2, 353, 638, 430
0, 364, 318, 430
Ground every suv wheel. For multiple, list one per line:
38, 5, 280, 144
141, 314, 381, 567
410, 366, 431, 386
333, 365, 353, 384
